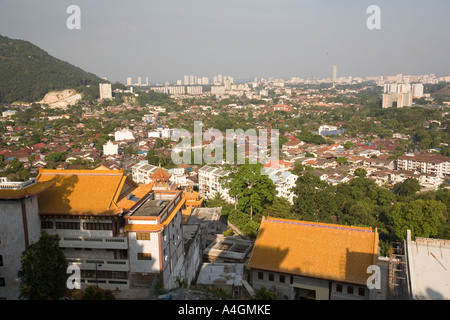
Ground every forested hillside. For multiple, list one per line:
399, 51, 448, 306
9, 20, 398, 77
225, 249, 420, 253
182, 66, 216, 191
0, 35, 104, 103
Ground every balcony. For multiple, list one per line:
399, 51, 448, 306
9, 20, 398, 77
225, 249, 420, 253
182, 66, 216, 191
60, 236, 128, 249
67, 257, 129, 272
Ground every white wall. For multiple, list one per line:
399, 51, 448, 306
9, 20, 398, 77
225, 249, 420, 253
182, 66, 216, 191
0, 197, 40, 300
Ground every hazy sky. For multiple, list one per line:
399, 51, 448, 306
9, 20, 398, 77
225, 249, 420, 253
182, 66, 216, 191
1, 0, 450, 84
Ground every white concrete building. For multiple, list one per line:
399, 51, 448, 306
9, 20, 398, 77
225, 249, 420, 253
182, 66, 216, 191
131, 162, 160, 185
99, 83, 112, 100
396, 154, 450, 177
274, 172, 298, 204
198, 165, 233, 203
103, 140, 119, 156
114, 128, 135, 142
0, 169, 194, 299
0, 178, 45, 300
404, 230, 450, 300
124, 190, 186, 289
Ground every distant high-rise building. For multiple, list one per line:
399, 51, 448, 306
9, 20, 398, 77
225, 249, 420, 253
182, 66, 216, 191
217, 74, 223, 85
99, 83, 112, 100
127, 77, 132, 86
138, 77, 142, 86
146, 77, 149, 86
382, 83, 412, 108
332, 66, 337, 82
184, 75, 189, 85
412, 83, 424, 99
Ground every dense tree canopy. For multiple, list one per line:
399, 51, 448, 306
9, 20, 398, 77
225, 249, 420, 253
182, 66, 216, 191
0, 35, 103, 103
18, 232, 68, 300
223, 163, 276, 220
388, 199, 446, 240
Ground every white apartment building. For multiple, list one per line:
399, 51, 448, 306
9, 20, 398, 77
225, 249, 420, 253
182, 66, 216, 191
132, 162, 160, 185
382, 83, 413, 108
211, 86, 226, 95
186, 86, 203, 95
99, 83, 112, 100
396, 154, 450, 177
198, 165, 234, 203
274, 172, 298, 204
412, 83, 424, 99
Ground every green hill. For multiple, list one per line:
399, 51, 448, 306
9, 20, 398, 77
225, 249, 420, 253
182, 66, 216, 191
0, 35, 104, 103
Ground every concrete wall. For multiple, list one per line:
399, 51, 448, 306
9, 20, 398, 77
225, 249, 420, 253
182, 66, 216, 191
183, 224, 201, 286
0, 197, 40, 300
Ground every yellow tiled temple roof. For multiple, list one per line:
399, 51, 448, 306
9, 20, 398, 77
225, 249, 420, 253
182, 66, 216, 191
246, 217, 379, 285
36, 169, 153, 216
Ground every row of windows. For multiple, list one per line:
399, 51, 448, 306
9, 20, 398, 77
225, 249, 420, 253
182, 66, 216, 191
257, 271, 290, 284
335, 284, 366, 297
257, 271, 366, 297
41, 221, 112, 231
80, 270, 128, 280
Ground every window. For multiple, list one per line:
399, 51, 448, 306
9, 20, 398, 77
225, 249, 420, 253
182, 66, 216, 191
268, 273, 274, 282
136, 233, 151, 240
347, 285, 354, 295
336, 284, 343, 293
358, 287, 365, 297
257, 272, 264, 280
56, 221, 80, 230
279, 275, 285, 283
41, 221, 53, 229
0, 278, 5, 287
137, 253, 152, 260
83, 222, 112, 231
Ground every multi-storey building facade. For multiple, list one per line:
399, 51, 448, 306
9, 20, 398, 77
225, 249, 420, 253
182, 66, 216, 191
396, 154, 450, 177
198, 165, 233, 203
0, 169, 191, 299
132, 162, 160, 185
0, 177, 54, 300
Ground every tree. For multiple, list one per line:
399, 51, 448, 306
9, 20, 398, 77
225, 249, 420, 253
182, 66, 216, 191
252, 286, 279, 300
343, 141, 355, 149
18, 232, 68, 300
335, 177, 393, 229
291, 172, 337, 223
336, 157, 348, 166
393, 178, 421, 197
354, 168, 367, 177
45, 152, 66, 163
223, 163, 276, 220
387, 199, 446, 241
291, 161, 304, 175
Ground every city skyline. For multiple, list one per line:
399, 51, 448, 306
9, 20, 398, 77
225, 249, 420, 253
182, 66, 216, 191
1, 0, 450, 84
